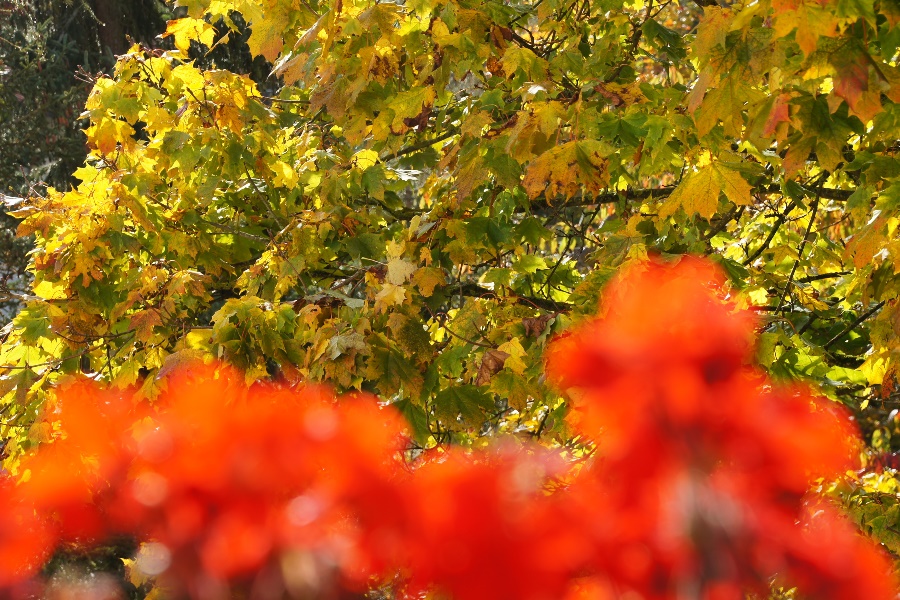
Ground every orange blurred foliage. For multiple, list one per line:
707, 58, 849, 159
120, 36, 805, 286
0, 257, 894, 600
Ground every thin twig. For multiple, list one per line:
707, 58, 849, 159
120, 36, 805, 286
381, 127, 460, 162
823, 301, 886, 350
743, 200, 797, 266
776, 195, 819, 313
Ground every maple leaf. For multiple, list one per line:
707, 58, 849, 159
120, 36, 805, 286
246, 9, 288, 62
661, 166, 719, 219
365, 334, 423, 398
387, 313, 431, 356
844, 215, 887, 269
389, 87, 436, 132
164, 18, 216, 54
762, 93, 792, 138
386, 258, 417, 286
488, 371, 534, 411
522, 314, 554, 338
714, 163, 753, 207
692, 6, 729, 68
501, 46, 547, 80
497, 338, 527, 375
523, 141, 609, 200
833, 49, 883, 123
693, 74, 761, 137
85, 117, 134, 156
130, 310, 163, 343
434, 385, 493, 427
661, 159, 752, 219
412, 267, 445, 297
374, 283, 407, 313
772, 4, 839, 55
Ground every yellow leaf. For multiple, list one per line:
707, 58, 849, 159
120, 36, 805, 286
522, 141, 609, 200
693, 7, 729, 63
352, 149, 380, 170
713, 163, 752, 206
247, 14, 287, 62
772, 5, 838, 56
661, 165, 720, 219
85, 117, 134, 156
389, 86, 435, 131
374, 283, 407, 312
497, 337, 527, 375
164, 17, 216, 54
33, 280, 67, 300
386, 257, 417, 285
746, 286, 770, 306
794, 286, 830, 311
412, 267, 445, 297
179, 328, 213, 351
461, 110, 493, 138
113, 359, 143, 389
271, 161, 299, 188
501, 46, 546, 80
845, 215, 887, 269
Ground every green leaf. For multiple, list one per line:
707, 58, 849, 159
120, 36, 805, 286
434, 385, 494, 428
514, 255, 547, 274
365, 334, 424, 399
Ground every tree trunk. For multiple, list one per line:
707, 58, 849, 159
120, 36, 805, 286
90, 0, 128, 55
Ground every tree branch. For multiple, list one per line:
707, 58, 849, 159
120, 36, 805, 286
743, 200, 797, 266
775, 195, 819, 313
459, 282, 571, 312
823, 301, 886, 350
381, 127, 460, 162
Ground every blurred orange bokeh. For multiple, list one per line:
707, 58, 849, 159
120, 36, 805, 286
0, 257, 894, 600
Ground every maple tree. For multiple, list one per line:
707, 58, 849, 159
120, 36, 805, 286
0, 259, 895, 599
4, 0, 900, 592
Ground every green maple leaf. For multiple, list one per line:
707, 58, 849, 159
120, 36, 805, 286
389, 87, 436, 131
434, 385, 494, 428
365, 334, 423, 399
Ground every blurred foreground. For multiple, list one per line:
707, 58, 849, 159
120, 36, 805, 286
0, 258, 895, 600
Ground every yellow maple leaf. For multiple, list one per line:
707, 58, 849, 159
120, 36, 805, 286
352, 149, 380, 170
270, 161, 299, 188
386, 257, 417, 285
497, 337, 527, 375
389, 86, 436, 131
845, 215, 887, 269
660, 161, 751, 219
713, 163, 753, 206
660, 165, 719, 219
501, 46, 547, 80
164, 17, 216, 54
374, 283, 407, 313
246, 6, 289, 62
412, 267, 445, 297
522, 141, 609, 200
85, 117, 134, 156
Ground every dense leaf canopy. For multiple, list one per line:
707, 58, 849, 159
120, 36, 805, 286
5, 0, 900, 573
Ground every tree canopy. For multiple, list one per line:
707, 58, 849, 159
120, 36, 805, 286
0, 0, 170, 320
5, 0, 900, 583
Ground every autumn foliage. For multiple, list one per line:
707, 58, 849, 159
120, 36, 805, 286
0, 258, 894, 599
